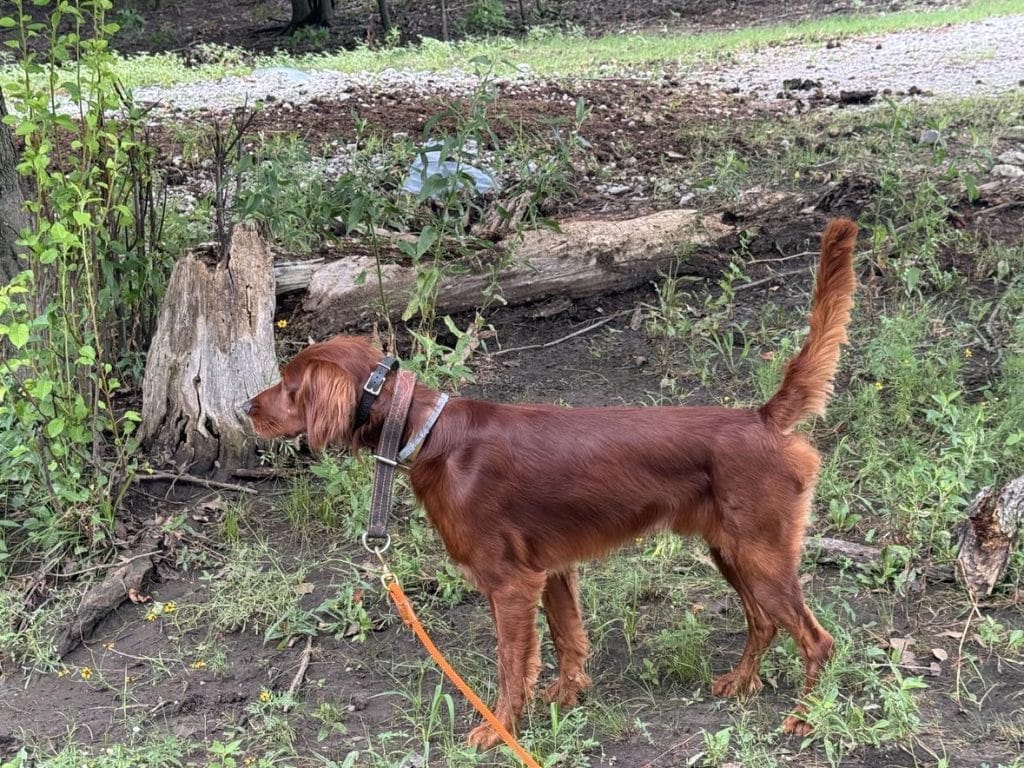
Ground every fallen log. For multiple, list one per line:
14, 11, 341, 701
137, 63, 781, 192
809, 536, 884, 568
55, 526, 167, 657
296, 209, 733, 330
808, 535, 955, 583
274, 257, 325, 294
955, 476, 1024, 597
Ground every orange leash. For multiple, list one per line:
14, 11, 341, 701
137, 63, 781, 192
386, 578, 543, 768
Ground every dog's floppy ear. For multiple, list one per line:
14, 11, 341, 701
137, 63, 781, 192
298, 361, 357, 451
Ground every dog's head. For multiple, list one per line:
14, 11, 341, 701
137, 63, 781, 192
241, 335, 384, 451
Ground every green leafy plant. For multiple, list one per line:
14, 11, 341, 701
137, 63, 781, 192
232, 133, 340, 252
0, 0, 168, 572
690, 726, 732, 767
462, 0, 510, 35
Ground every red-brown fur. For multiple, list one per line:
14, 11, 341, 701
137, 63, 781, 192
244, 219, 859, 749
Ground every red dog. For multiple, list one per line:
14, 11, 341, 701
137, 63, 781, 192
244, 219, 858, 749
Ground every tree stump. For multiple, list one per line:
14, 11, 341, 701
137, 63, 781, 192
955, 476, 1024, 597
140, 224, 277, 474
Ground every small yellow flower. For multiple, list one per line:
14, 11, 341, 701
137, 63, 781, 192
190, 659, 207, 670
104, 642, 115, 651
80, 667, 93, 680
125, 675, 136, 684
145, 609, 158, 621
275, 319, 288, 329
874, 382, 884, 391
56, 666, 69, 678
964, 348, 973, 358
259, 689, 272, 703
245, 757, 256, 766
162, 601, 177, 614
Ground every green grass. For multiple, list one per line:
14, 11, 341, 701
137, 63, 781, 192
2, 0, 1022, 89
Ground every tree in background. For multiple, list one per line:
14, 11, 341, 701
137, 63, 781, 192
287, 0, 393, 35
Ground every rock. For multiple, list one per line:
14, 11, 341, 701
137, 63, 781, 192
918, 129, 941, 145
996, 149, 1024, 165
991, 164, 1024, 179
838, 89, 878, 105
782, 77, 820, 91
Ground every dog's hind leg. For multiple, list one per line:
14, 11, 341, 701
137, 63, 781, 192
541, 567, 592, 707
729, 548, 834, 736
707, 545, 778, 697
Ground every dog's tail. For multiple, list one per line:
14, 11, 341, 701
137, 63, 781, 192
759, 218, 858, 432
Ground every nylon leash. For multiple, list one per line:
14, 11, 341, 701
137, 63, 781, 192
380, 566, 543, 768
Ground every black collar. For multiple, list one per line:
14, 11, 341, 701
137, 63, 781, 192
353, 356, 399, 430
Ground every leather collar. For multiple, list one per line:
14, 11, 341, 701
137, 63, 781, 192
353, 356, 399, 430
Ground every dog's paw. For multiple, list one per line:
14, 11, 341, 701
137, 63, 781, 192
541, 671, 592, 708
711, 670, 762, 698
782, 713, 813, 737
467, 722, 504, 752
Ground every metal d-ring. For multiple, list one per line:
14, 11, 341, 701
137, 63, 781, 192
362, 531, 391, 555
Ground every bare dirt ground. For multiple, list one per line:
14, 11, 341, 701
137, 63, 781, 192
2, 3, 1024, 768
100, 0, 966, 54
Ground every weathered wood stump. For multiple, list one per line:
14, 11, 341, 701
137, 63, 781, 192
956, 476, 1024, 597
140, 224, 277, 474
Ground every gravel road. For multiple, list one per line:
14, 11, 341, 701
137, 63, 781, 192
132, 14, 1024, 115
707, 14, 1024, 99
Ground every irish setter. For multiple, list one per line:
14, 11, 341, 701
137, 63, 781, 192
243, 218, 858, 749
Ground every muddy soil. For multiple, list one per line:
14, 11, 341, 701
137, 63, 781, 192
5, 264, 1024, 767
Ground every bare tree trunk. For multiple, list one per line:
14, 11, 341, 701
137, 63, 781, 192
441, 0, 449, 42
316, 0, 333, 26
0, 87, 28, 286
140, 224, 278, 476
287, 0, 333, 32
377, 0, 392, 36
288, 0, 314, 31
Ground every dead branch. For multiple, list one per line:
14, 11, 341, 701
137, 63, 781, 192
284, 635, 315, 711
55, 527, 167, 658
135, 470, 258, 495
489, 309, 633, 357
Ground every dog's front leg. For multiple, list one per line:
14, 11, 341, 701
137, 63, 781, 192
541, 567, 592, 707
467, 573, 546, 751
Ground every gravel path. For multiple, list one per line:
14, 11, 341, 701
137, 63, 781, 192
708, 14, 1024, 99
130, 14, 1024, 115
133, 66, 536, 114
